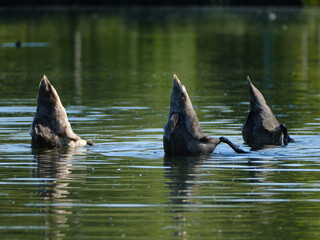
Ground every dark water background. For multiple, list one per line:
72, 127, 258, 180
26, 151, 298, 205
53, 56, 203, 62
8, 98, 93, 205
0, 7, 320, 239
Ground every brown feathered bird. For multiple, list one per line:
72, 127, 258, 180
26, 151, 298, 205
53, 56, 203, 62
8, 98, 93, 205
30, 75, 93, 148
163, 74, 247, 156
242, 76, 293, 146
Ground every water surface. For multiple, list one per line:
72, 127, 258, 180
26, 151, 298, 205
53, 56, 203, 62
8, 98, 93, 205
0, 7, 320, 239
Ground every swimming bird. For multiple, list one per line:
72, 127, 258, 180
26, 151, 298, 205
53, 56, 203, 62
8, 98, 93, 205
163, 74, 247, 156
15, 39, 21, 48
30, 75, 93, 148
242, 76, 294, 146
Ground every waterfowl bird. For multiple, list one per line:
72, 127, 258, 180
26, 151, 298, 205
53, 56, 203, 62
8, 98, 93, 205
163, 74, 247, 156
15, 39, 21, 48
30, 75, 93, 148
242, 76, 294, 146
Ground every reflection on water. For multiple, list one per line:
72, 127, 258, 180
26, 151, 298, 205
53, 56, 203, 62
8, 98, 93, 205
164, 155, 206, 205
2, 42, 50, 48
164, 156, 207, 238
0, 7, 319, 240
74, 28, 82, 104
33, 148, 88, 239
33, 148, 86, 199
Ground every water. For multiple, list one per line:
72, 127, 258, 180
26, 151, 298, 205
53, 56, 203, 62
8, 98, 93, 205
0, 6, 320, 239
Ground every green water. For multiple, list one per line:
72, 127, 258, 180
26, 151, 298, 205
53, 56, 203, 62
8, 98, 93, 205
0, 7, 320, 239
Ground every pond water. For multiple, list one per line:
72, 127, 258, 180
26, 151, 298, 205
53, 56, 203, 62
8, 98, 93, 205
0, 6, 320, 239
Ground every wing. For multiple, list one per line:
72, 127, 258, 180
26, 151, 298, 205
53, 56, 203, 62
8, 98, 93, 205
163, 113, 179, 141
242, 111, 255, 143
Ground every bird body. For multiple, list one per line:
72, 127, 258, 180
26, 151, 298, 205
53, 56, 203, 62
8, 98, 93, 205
242, 76, 293, 146
30, 75, 93, 148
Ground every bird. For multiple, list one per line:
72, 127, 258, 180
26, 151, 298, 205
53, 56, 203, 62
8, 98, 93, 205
163, 74, 247, 156
15, 39, 21, 48
242, 76, 294, 146
30, 75, 93, 148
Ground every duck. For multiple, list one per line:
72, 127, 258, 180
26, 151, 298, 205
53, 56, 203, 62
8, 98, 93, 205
30, 75, 93, 148
163, 74, 247, 156
242, 76, 294, 146
15, 39, 21, 48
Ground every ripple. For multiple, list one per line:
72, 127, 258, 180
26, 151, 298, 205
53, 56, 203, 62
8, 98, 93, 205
109, 106, 150, 111
0, 106, 35, 113
0, 226, 49, 230
266, 188, 320, 192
